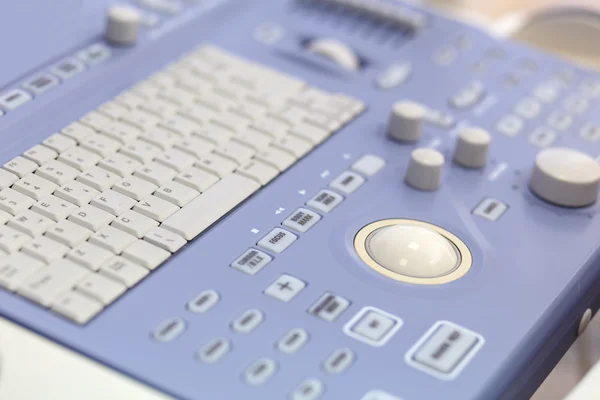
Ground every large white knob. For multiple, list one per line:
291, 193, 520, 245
105, 5, 140, 46
388, 100, 426, 142
405, 148, 445, 191
453, 127, 491, 168
367, 224, 459, 278
530, 148, 600, 207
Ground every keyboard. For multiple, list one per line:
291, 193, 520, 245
1, 0, 600, 399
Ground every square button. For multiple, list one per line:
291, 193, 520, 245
308, 292, 350, 322
306, 189, 344, 213
282, 208, 321, 233
344, 307, 403, 347
329, 171, 365, 194
264, 274, 306, 302
257, 228, 297, 253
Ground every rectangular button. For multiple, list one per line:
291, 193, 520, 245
282, 208, 321, 233
231, 248, 272, 275
52, 58, 86, 80
78, 43, 111, 65
0, 89, 33, 110
352, 154, 386, 176
308, 292, 350, 322
257, 228, 297, 253
264, 274, 306, 302
473, 198, 508, 222
306, 189, 344, 213
329, 171, 365, 194
23, 74, 60, 95
344, 306, 403, 347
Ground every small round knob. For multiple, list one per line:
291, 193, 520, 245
530, 148, 600, 207
388, 100, 426, 142
453, 127, 491, 168
367, 224, 459, 278
405, 148, 445, 191
105, 5, 140, 46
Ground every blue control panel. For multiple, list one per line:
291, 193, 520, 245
1, 1, 600, 399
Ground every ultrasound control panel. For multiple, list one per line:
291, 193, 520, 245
2, 0, 600, 399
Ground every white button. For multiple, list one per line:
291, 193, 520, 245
308, 292, 350, 322
197, 337, 230, 364
534, 82, 560, 103
473, 198, 508, 221
122, 240, 170, 270
55, 180, 99, 206
530, 147, 600, 207
352, 154, 385, 176
306, 189, 344, 213
78, 43, 111, 65
449, 81, 486, 110
8, 210, 55, 237
0, 188, 35, 215
0, 253, 45, 291
388, 100, 426, 142
67, 242, 115, 271
144, 227, 186, 252
580, 124, 600, 142
4, 156, 38, 178
277, 328, 310, 354
361, 390, 403, 400
52, 59, 86, 80
51, 291, 103, 324
243, 358, 277, 386
99, 256, 149, 287
282, 208, 321, 233
323, 348, 355, 374
264, 274, 306, 302
90, 225, 138, 254
105, 4, 140, 46
564, 95, 589, 114
529, 127, 557, 148
0, 89, 32, 111
13, 174, 58, 201
91, 190, 137, 216
45, 220, 92, 248
187, 290, 220, 313
152, 317, 186, 342
291, 378, 324, 400
68, 204, 115, 232
257, 228, 297, 253
231, 309, 264, 333
405, 148, 445, 191
496, 115, 523, 136
236, 160, 279, 185
453, 127, 491, 169
76, 273, 127, 305
514, 97, 542, 119
367, 223, 459, 278
231, 248, 272, 275
21, 236, 69, 264
376, 62, 412, 89
23, 145, 58, 166
344, 307, 403, 347
307, 38, 360, 71
547, 112, 573, 132
0, 225, 32, 253
0, 170, 18, 190
23, 74, 60, 95
329, 171, 365, 194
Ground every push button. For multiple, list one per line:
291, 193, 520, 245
231, 309, 264, 333
323, 348, 355, 374
291, 378, 325, 400
473, 198, 508, 222
306, 190, 344, 213
282, 208, 321, 233
329, 171, 365, 194
152, 317, 186, 342
277, 328, 310, 354
0, 89, 32, 111
52, 58, 86, 79
308, 292, 350, 322
23, 74, 60, 95
231, 248, 272, 275
264, 274, 306, 302
257, 228, 297, 253
196, 337, 230, 364
187, 290, 219, 313
344, 307, 403, 346
244, 358, 277, 386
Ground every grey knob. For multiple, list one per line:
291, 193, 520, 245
453, 127, 491, 168
405, 148, 445, 191
105, 5, 140, 46
388, 100, 426, 142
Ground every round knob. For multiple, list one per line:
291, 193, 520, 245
307, 38, 360, 71
405, 148, 445, 191
453, 127, 491, 168
367, 224, 460, 278
105, 5, 140, 46
530, 148, 600, 207
388, 100, 426, 142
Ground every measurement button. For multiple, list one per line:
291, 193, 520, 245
0, 89, 32, 110
473, 198, 508, 222
197, 337, 230, 364
564, 95, 589, 114
308, 292, 350, 322
547, 112, 573, 131
329, 171, 365, 194
580, 124, 600, 142
52, 58, 86, 80
231, 248, 272, 275
496, 115, 523, 137
352, 154, 386, 176
265, 274, 306, 302
282, 208, 321, 233
529, 127, 557, 148
514, 97, 542, 119
187, 290, 219, 313
78, 43, 111, 65
23, 74, 60, 95
231, 309, 264, 333
291, 378, 325, 400
306, 190, 344, 213
277, 328, 310, 354
323, 348, 355, 374
244, 358, 277, 386
533, 82, 560, 103
257, 228, 297, 254
152, 317, 186, 342
344, 307, 403, 347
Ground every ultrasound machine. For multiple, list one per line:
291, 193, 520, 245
2, 0, 600, 399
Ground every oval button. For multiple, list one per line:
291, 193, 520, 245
152, 317, 186, 342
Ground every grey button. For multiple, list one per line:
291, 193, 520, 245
187, 290, 219, 313
196, 337, 230, 364
52, 58, 86, 80
264, 274, 306, 302
277, 328, 310, 354
514, 97, 542, 119
282, 208, 321, 233
496, 115, 523, 137
580, 124, 600, 142
23, 74, 60, 95
308, 292, 350, 322
306, 190, 344, 213
411, 322, 483, 376
78, 43, 111, 65
152, 317, 186, 342
547, 112, 573, 131
329, 171, 365, 194
352, 154, 386, 176
449, 81, 486, 110
231, 248, 272, 275
0, 89, 33, 110
344, 307, 403, 346
473, 198, 508, 222
376, 62, 412, 89
231, 309, 264, 333
291, 378, 325, 400
529, 127, 557, 148
257, 228, 297, 253
244, 358, 277, 386
323, 348, 354, 374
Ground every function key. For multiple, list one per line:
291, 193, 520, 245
448, 81, 486, 110
375, 62, 412, 90
344, 307, 403, 347
547, 112, 573, 132
196, 337, 231, 364
23, 74, 60, 95
257, 228, 297, 254
495, 115, 523, 137
514, 97, 542, 119
78, 43, 111, 65
282, 208, 321, 233
230, 248, 272, 276
264, 274, 306, 303
0, 89, 33, 111
564, 95, 589, 114
308, 292, 350, 322
187, 289, 220, 313
52, 58, 86, 80
580, 124, 600, 142
322, 348, 355, 374
533, 82, 560, 103
472, 198, 509, 222
306, 190, 344, 213
290, 378, 325, 400
528, 127, 557, 148
231, 308, 264, 333
243, 358, 277, 386
277, 328, 310, 354
329, 171, 365, 194
152, 317, 186, 342
352, 154, 385, 176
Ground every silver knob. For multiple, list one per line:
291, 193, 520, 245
105, 5, 141, 46
405, 148, 445, 191
453, 127, 491, 168
388, 100, 426, 142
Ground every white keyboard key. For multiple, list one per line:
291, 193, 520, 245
3, 156, 38, 178
8, 210, 55, 237
32, 195, 78, 221
21, 236, 70, 264
98, 152, 142, 177
174, 136, 216, 158
36, 160, 80, 185
43, 133, 77, 153
58, 147, 101, 172
138, 97, 178, 118
99, 120, 140, 144
67, 242, 115, 271
77, 166, 120, 191
291, 123, 330, 144
134, 162, 177, 186
175, 167, 219, 192
139, 127, 181, 150
80, 110, 112, 131
236, 160, 278, 185
119, 140, 162, 164
0, 188, 36, 215
252, 117, 289, 138
134, 195, 180, 222
154, 148, 196, 172
232, 129, 273, 150
61, 121, 95, 143
76, 274, 127, 305
214, 140, 255, 164
272, 135, 313, 158
144, 227, 186, 252
113, 175, 157, 201
158, 114, 199, 136
119, 109, 161, 132
0, 210, 11, 224
111, 209, 158, 238
23, 144, 58, 166
123, 240, 170, 270
68, 204, 115, 231
229, 102, 267, 121
51, 290, 103, 324
0, 225, 31, 253
45, 220, 92, 248
54, 180, 100, 206
154, 181, 199, 206
195, 153, 237, 177
99, 256, 149, 287
90, 225, 137, 253
0, 169, 18, 190
12, 173, 58, 201
255, 146, 296, 171
97, 101, 128, 120
212, 111, 251, 133
159, 87, 196, 107
162, 174, 259, 240
18, 259, 90, 307
115, 91, 145, 110
192, 123, 234, 145
178, 105, 219, 127
0, 253, 44, 291
79, 134, 121, 157
90, 190, 136, 216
